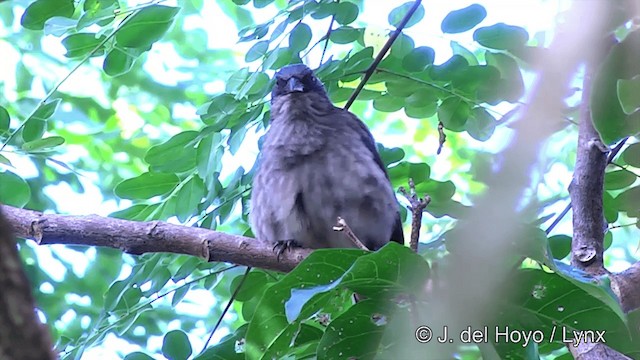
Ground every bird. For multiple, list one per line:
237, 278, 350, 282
250, 63, 404, 257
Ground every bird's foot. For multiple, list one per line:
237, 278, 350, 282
273, 239, 300, 261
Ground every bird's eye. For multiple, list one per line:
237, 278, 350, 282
276, 78, 286, 87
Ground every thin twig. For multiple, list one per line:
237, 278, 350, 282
333, 217, 369, 250
319, 0, 339, 66
343, 0, 423, 110
200, 266, 251, 354
398, 178, 431, 252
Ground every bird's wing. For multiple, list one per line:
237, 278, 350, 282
339, 107, 405, 244
340, 108, 389, 178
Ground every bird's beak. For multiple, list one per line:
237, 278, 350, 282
286, 78, 304, 93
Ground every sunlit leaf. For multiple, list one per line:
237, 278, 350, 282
116, 5, 179, 48
115, 172, 180, 199
441, 4, 487, 34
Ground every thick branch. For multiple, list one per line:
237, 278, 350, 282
0, 209, 55, 360
1, 205, 311, 273
569, 48, 612, 273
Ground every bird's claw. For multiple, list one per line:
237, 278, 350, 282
273, 239, 300, 261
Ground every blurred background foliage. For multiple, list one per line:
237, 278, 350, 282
0, 0, 639, 359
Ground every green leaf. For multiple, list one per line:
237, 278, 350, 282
116, 5, 179, 48
44, 16, 76, 36
103, 47, 142, 76
485, 52, 524, 102
124, 352, 155, 360
388, 161, 431, 187
171, 284, 191, 306
591, 31, 640, 144
21, 0, 74, 30
617, 76, 640, 115
0, 171, 31, 207
289, 23, 312, 52
331, 26, 361, 44
78, 0, 117, 29
22, 119, 47, 143
622, 142, 640, 168
438, 97, 470, 132
175, 176, 205, 222
62, 33, 105, 58
253, 0, 273, 8
144, 131, 198, 173
195, 325, 247, 360
162, 330, 192, 360
146, 267, 172, 295
373, 94, 403, 112
617, 185, 640, 214
441, 4, 487, 34
548, 235, 571, 260
246, 243, 429, 359
114, 172, 180, 200
451, 41, 479, 66
473, 23, 529, 51
388, 2, 425, 28
0, 106, 9, 132
30, 99, 61, 122
404, 88, 438, 118
22, 136, 65, 151
389, 33, 414, 58
466, 107, 496, 141
334, 2, 359, 25
378, 145, 405, 167
317, 300, 387, 360
604, 169, 636, 190
345, 46, 374, 73
245, 41, 269, 62
233, 271, 270, 302
173, 257, 202, 282
402, 46, 435, 72
495, 268, 631, 358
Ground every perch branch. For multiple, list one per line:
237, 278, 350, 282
1, 205, 310, 273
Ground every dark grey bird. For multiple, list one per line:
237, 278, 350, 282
250, 64, 404, 256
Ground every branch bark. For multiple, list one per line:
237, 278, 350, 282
1, 205, 311, 273
0, 208, 55, 360
566, 12, 639, 359
568, 36, 614, 274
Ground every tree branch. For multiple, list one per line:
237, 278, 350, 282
1, 205, 311, 273
343, 0, 422, 110
0, 208, 55, 360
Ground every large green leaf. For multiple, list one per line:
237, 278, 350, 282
62, 33, 106, 58
114, 172, 180, 199
144, 131, 198, 173
162, 330, 192, 360
622, 142, 640, 167
388, 1, 425, 28
115, 5, 180, 49
473, 23, 529, 51
441, 4, 487, 34
591, 31, 640, 144
0, 171, 31, 207
21, 0, 74, 30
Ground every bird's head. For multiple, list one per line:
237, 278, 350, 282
271, 64, 326, 100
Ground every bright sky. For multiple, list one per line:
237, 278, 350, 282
7, 1, 638, 359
